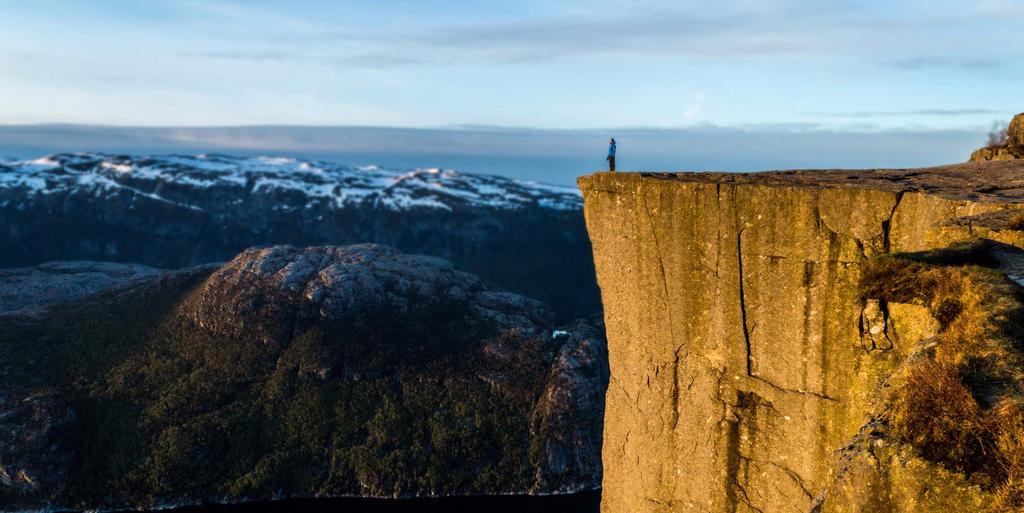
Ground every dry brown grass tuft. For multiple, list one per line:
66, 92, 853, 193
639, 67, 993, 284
996, 475, 1024, 512
859, 254, 981, 325
993, 399, 1024, 473
861, 255, 1022, 377
997, 484, 1024, 511
863, 250, 1024, 508
987, 400, 1024, 511
1008, 213, 1024, 232
889, 364, 1024, 511
890, 360, 991, 476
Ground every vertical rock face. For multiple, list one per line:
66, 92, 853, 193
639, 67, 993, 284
1011, 113, 1024, 146
578, 164, 1024, 513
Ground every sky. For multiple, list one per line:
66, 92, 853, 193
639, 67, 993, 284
1, 0, 1021, 129
0, 0, 1021, 181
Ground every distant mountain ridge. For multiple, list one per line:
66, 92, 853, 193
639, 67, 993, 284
0, 152, 599, 319
0, 153, 581, 212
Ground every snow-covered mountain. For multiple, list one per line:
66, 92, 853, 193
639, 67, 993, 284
0, 153, 581, 212
0, 153, 598, 319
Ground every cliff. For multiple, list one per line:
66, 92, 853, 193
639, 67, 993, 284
579, 161, 1024, 513
0, 245, 607, 511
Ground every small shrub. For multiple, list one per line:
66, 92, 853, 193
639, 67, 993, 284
860, 252, 1019, 373
890, 360, 992, 477
1008, 213, 1024, 232
996, 475, 1024, 512
890, 362, 1024, 509
991, 400, 1024, 512
864, 251, 1024, 507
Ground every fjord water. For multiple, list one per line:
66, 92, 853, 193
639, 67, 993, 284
122, 492, 600, 513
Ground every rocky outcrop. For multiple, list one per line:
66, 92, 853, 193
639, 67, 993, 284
0, 244, 607, 511
971, 114, 1024, 162
579, 161, 1024, 513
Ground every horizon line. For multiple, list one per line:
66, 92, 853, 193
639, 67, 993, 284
0, 121, 997, 134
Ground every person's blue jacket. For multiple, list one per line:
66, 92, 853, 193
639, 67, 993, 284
608, 141, 616, 157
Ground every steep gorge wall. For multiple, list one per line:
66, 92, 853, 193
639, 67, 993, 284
578, 169, 1019, 513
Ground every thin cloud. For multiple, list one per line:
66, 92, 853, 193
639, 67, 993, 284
182, 50, 305, 63
684, 91, 708, 120
167, 3, 1022, 70
314, 11, 840, 66
889, 57, 1005, 70
178, 3, 1019, 69
807, 109, 1003, 118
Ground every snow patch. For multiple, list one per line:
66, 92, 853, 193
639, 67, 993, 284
0, 153, 583, 213
101, 161, 134, 173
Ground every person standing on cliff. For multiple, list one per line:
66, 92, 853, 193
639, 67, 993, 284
607, 138, 616, 172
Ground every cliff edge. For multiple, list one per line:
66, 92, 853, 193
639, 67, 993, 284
579, 161, 1024, 513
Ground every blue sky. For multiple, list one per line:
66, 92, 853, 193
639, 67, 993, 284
1, 0, 1021, 130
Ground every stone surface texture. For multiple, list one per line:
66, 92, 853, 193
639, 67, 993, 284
578, 161, 1024, 513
